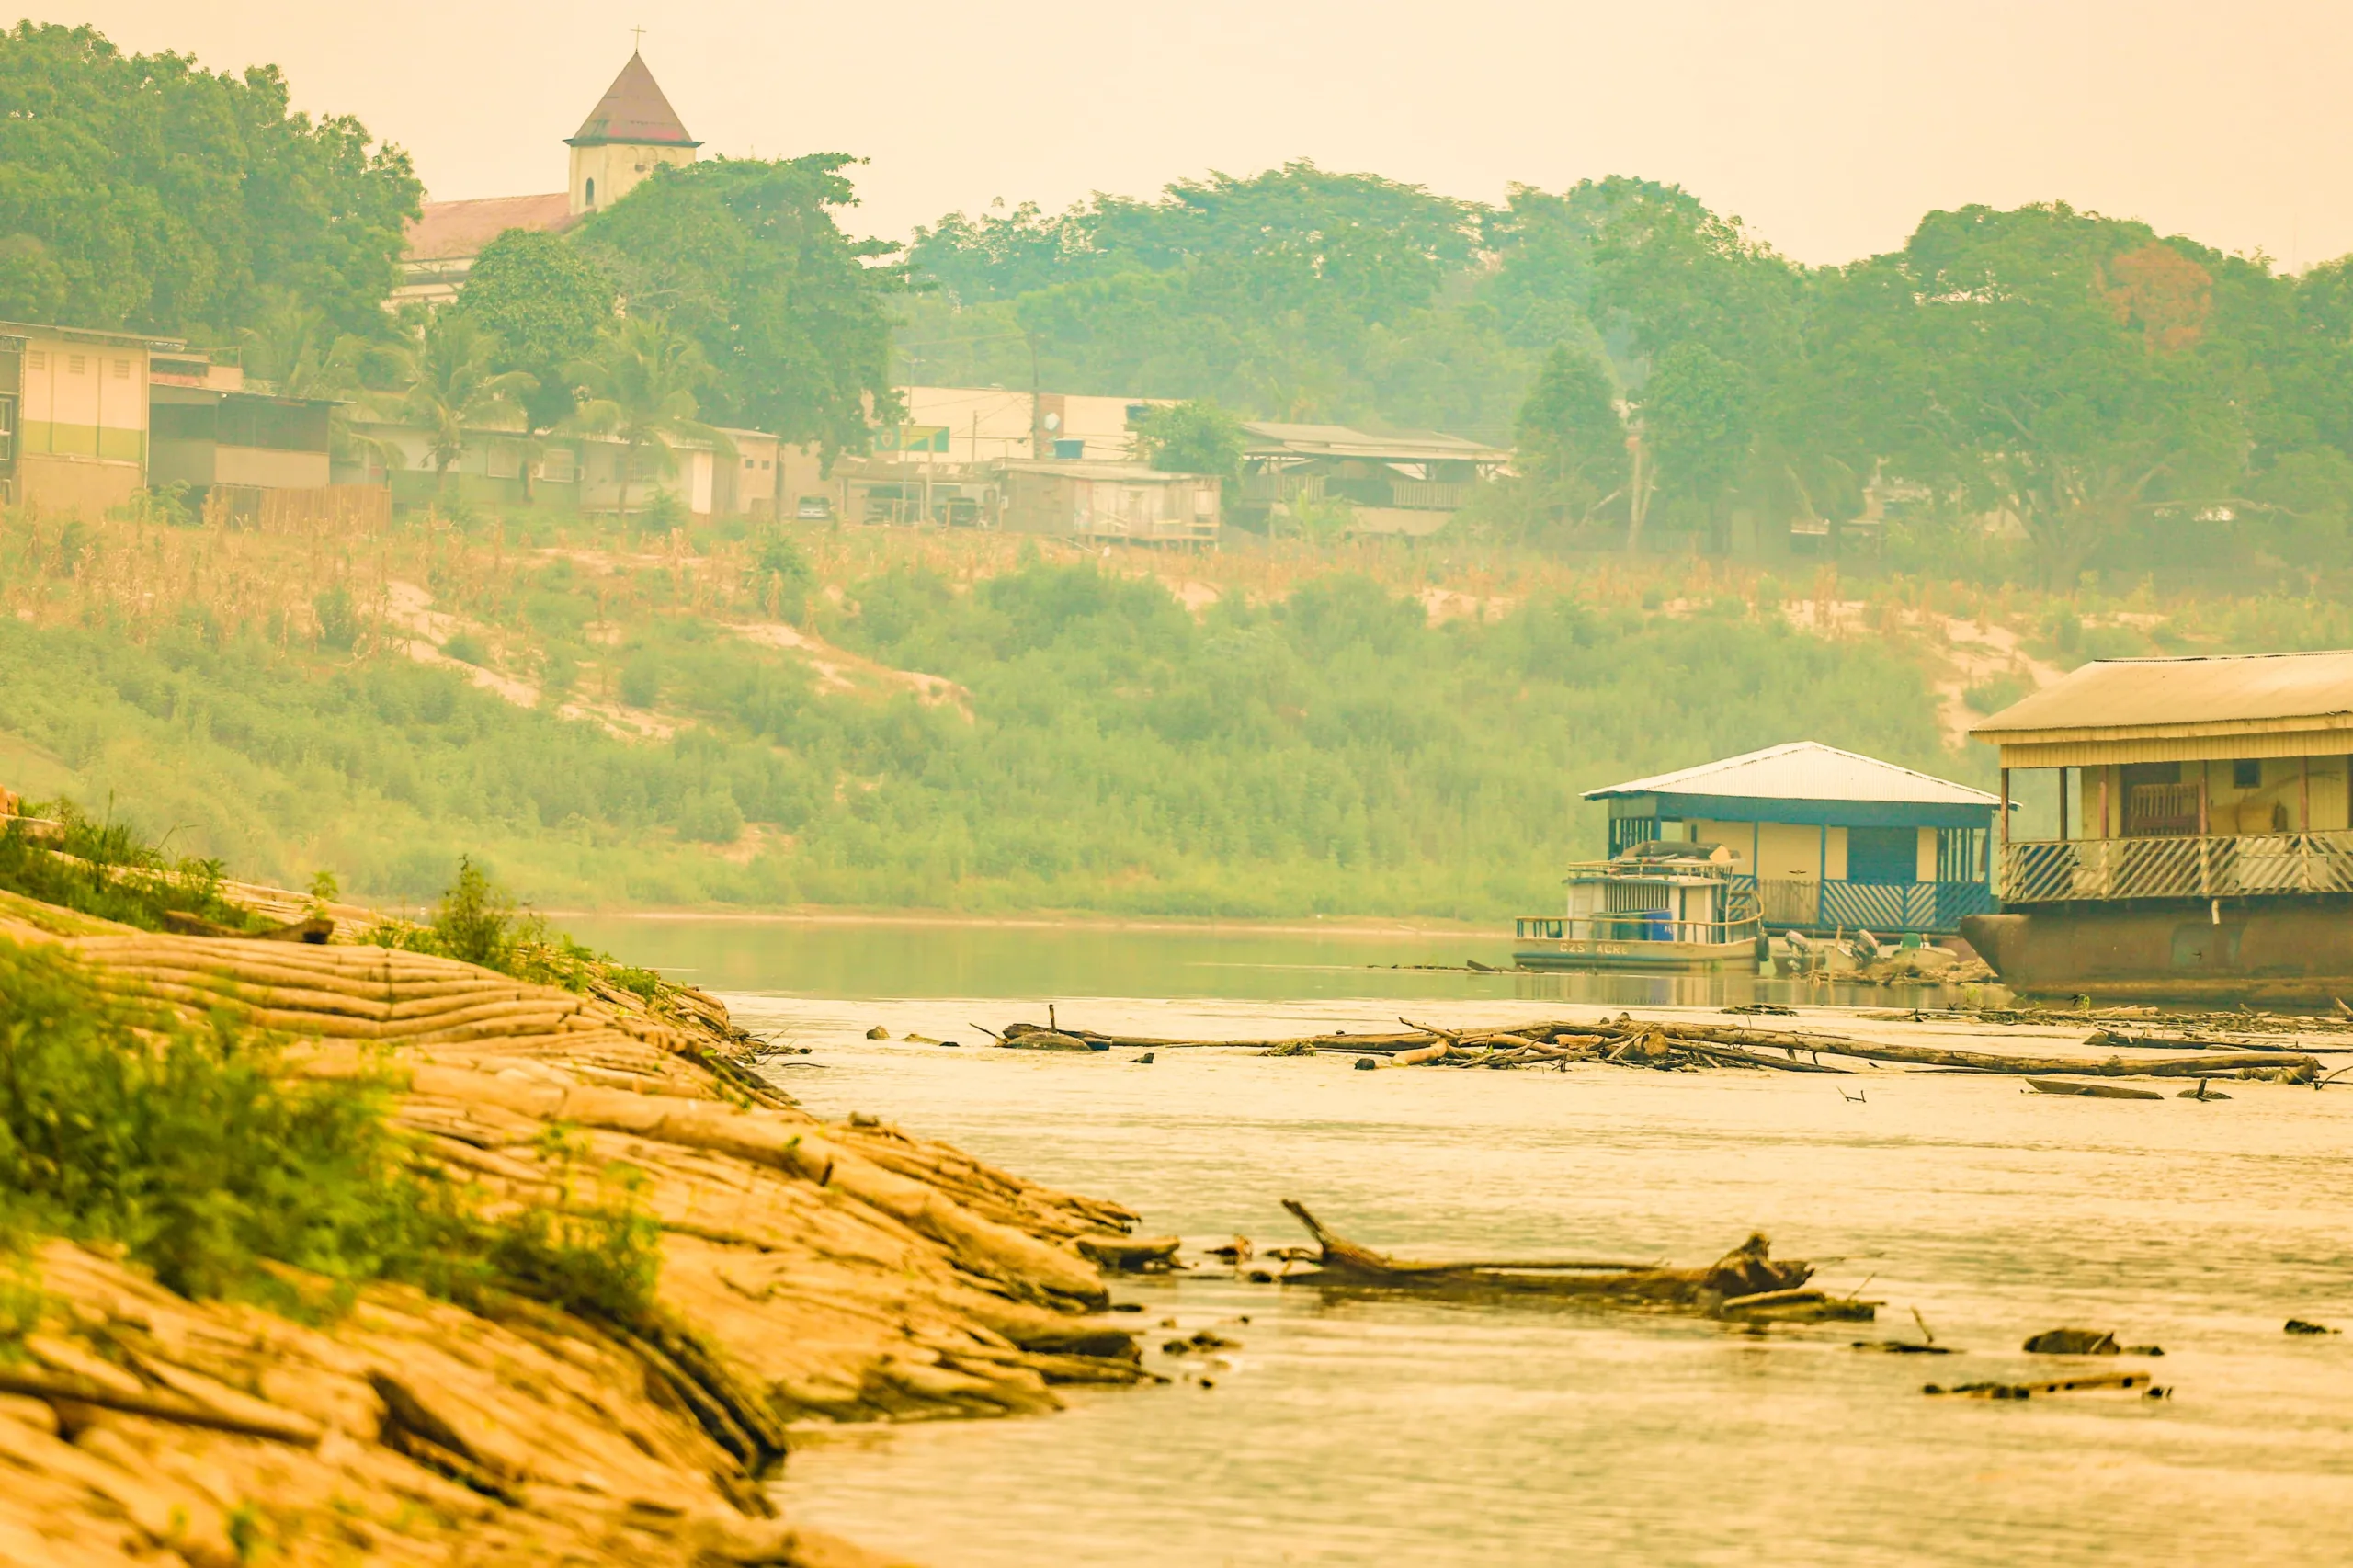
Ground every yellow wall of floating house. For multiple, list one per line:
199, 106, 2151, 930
1689, 820, 1847, 881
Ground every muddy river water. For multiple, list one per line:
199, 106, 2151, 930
571, 918, 2353, 1567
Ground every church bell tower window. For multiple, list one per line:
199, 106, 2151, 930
585, 177, 597, 208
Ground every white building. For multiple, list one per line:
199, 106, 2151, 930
882, 386, 1172, 465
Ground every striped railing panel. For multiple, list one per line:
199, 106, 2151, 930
1999, 831, 2353, 904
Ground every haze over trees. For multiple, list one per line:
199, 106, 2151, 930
907, 173, 2353, 579
14, 24, 2353, 911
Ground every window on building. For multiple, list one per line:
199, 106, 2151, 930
26, 351, 44, 371
1847, 826, 1920, 885
67, 355, 85, 375
113, 358, 130, 379
585, 177, 597, 207
2233, 759, 2262, 790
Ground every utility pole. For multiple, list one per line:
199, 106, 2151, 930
1625, 424, 1650, 554
1029, 333, 1043, 460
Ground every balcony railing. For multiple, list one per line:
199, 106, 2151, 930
1998, 831, 2353, 904
1733, 876, 1995, 933
1516, 915, 1762, 946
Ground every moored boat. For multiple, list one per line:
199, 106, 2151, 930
1514, 841, 1768, 972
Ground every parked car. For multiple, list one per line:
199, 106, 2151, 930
794, 494, 835, 521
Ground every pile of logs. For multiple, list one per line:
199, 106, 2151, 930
995, 1013, 2332, 1081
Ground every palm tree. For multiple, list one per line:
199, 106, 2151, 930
567, 316, 733, 518
237, 291, 407, 477
384, 312, 536, 493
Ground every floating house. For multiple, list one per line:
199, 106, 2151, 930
1965, 653, 2353, 1000
1582, 743, 2001, 935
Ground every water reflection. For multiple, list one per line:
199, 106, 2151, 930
557, 915, 1963, 1011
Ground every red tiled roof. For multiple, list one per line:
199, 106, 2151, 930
402, 193, 574, 262
567, 52, 699, 148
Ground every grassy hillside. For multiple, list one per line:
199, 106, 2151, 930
6, 503, 2343, 918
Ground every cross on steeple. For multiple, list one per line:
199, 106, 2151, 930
631, 25, 645, 52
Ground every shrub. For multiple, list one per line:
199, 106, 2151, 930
754, 534, 813, 620
1964, 675, 2030, 714
677, 787, 745, 845
442, 630, 490, 666
482, 1128, 659, 1323
0, 940, 443, 1305
313, 585, 358, 650
418, 855, 540, 969
0, 801, 267, 934
619, 653, 662, 708
0, 938, 664, 1324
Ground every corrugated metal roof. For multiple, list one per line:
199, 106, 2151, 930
991, 460, 1199, 480
1972, 652, 2353, 741
1585, 742, 1998, 806
567, 53, 699, 148
1240, 422, 1506, 463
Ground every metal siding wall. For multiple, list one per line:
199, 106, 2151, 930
2000, 729, 2353, 768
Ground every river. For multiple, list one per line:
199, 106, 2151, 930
571, 915, 2353, 1567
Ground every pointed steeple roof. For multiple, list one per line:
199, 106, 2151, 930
566, 53, 699, 148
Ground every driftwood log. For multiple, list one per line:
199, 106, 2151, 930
1277, 1199, 1809, 1306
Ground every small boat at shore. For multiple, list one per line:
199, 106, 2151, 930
1513, 841, 1768, 972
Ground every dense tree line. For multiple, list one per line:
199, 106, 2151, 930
0, 22, 419, 340
908, 172, 2353, 579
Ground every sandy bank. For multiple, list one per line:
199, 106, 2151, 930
0, 891, 1154, 1564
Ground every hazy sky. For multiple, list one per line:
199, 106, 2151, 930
22, 2, 2353, 268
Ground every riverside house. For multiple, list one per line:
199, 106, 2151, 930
1583, 743, 2001, 936
1971, 653, 2353, 907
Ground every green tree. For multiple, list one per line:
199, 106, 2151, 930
0, 22, 418, 338
569, 315, 732, 518
1133, 399, 1246, 480
460, 230, 614, 431
385, 311, 535, 492
238, 290, 404, 474
570, 156, 904, 457
1513, 346, 1628, 532
917, 163, 1507, 437
1876, 204, 2247, 582
1639, 341, 1755, 547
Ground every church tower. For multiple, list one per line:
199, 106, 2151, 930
566, 52, 700, 218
